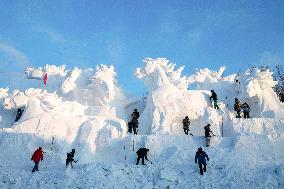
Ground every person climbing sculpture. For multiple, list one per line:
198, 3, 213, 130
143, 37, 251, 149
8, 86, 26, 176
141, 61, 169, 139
241, 102, 250, 119
128, 121, 133, 133
195, 147, 209, 175
182, 116, 192, 135
31, 147, 44, 173
234, 98, 242, 118
210, 90, 219, 109
131, 117, 139, 135
129, 109, 139, 135
204, 124, 215, 147
66, 149, 77, 168
136, 148, 150, 165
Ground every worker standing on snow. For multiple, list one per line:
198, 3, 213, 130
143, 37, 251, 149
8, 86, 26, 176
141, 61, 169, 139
31, 147, 44, 173
195, 147, 209, 175
131, 109, 140, 119
130, 109, 139, 135
241, 102, 250, 119
136, 148, 149, 165
280, 92, 284, 103
66, 149, 77, 168
128, 121, 133, 133
182, 116, 191, 135
132, 117, 139, 135
234, 98, 242, 118
210, 90, 219, 109
204, 124, 215, 147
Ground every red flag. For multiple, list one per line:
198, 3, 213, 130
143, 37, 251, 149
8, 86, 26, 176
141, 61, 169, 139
43, 73, 48, 86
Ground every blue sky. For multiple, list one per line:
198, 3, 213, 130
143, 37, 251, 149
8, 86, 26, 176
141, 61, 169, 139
0, 0, 284, 95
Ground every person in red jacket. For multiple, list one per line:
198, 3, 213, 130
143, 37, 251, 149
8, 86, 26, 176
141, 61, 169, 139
31, 147, 44, 173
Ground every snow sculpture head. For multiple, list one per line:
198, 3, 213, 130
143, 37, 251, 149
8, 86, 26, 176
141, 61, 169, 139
61, 64, 123, 107
136, 58, 189, 91
85, 65, 120, 106
241, 68, 277, 98
25, 64, 66, 80
188, 66, 227, 88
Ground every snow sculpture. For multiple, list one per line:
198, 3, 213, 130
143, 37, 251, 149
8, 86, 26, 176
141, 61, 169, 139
136, 58, 194, 134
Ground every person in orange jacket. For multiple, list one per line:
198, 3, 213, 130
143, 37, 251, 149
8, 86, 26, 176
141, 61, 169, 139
31, 147, 44, 173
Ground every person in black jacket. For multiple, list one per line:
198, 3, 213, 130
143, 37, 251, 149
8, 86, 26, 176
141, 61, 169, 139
182, 116, 191, 135
241, 102, 250, 119
195, 147, 209, 175
15, 108, 24, 122
128, 121, 133, 133
210, 90, 219, 109
234, 98, 242, 118
204, 124, 215, 147
66, 149, 77, 168
280, 93, 284, 103
132, 117, 139, 135
136, 148, 149, 165
131, 109, 140, 120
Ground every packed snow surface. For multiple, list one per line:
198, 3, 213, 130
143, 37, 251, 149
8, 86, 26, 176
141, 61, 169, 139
0, 58, 283, 188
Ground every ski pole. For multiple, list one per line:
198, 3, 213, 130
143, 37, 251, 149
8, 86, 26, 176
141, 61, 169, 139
146, 159, 153, 164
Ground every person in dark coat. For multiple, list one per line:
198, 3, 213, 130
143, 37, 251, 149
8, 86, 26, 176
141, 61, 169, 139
128, 121, 133, 133
31, 147, 44, 173
210, 90, 219, 109
136, 148, 149, 165
15, 108, 24, 122
131, 109, 140, 120
234, 98, 242, 118
241, 102, 250, 119
195, 147, 209, 175
204, 124, 215, 147
280, 93, 284, 103
182, 116, 191, 135
66, 149, 77, 168
132, 117, 139, 135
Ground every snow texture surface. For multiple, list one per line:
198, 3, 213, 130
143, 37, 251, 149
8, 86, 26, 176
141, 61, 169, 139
0, 58, 283, 188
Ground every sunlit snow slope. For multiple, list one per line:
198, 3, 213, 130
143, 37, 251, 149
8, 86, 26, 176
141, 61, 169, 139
0, 59, 283, 189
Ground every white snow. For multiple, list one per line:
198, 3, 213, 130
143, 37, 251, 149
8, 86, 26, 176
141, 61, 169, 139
0, 58, 283, 188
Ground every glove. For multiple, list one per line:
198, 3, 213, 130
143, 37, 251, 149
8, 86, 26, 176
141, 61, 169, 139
207, 158, 209, 161
195, 161, 197, 164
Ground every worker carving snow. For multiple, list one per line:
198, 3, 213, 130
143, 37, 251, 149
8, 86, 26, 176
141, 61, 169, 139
66, 149, 77, 168
129, 109, 139, 135
210, 90, 219, 109
182, 116, 192, 135
136, 148, 149, 165
241, 102, 250, 119
204, 124, 215, 147
234, 98, 242, 118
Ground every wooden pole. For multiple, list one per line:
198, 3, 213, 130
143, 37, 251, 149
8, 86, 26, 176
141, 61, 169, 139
124, 144, 126, 161
221, 117, 224, 137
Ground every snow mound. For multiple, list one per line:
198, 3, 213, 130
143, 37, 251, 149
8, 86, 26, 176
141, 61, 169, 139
0, 59, 284, 188
136, 58, 224, 135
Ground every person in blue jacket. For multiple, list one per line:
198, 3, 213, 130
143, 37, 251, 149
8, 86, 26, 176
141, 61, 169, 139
195, 147, 209, 175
